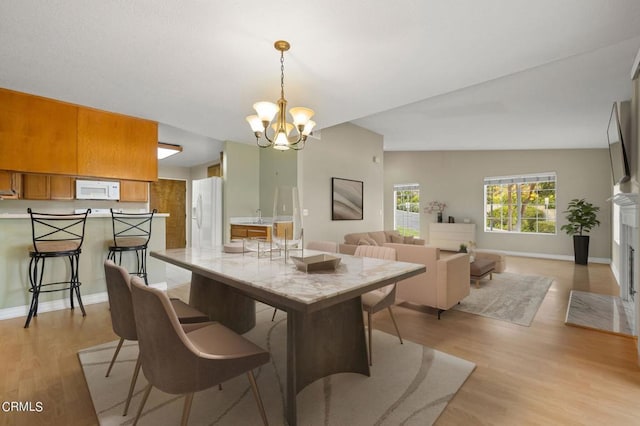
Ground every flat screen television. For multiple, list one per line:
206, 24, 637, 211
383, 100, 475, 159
607, 102, 630, 185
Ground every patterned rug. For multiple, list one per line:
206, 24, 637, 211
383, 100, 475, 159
78, 305, 475, 425
452, 272, 553, 326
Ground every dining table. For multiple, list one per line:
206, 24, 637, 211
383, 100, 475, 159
150, 246, 426, 426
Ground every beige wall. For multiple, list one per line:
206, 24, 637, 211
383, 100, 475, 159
299, 123, 384, 244
259, 147, 298, 214
384, 149, 612, 260
222, 141, 260, 242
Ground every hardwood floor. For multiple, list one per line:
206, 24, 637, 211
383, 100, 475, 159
0, 256, 638, 425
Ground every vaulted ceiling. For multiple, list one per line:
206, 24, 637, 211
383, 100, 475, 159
1, 1, 640, 167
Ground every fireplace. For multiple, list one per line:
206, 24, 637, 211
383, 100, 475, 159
612, 192, 638, 335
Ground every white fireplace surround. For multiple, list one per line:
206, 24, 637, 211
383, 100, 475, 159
612, 192, 638, 303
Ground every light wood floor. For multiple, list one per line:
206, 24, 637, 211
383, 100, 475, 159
0, 256, 638, 425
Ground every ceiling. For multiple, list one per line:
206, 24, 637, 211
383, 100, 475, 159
2, 1, 640, 167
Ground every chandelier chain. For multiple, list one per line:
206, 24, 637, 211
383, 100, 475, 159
280, 50, 285, 100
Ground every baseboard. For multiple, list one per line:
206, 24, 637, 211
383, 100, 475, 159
611, 262, 621, 286
0, 281, 168, 321
487, 249, 611, 265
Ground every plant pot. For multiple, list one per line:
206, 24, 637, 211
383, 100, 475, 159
573, 235, 590, 265
437, 212, 443, 223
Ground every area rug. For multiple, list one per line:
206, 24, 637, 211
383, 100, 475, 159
565, 290, 634, 336
78, 305, 475, 425
452, 272, 553, 326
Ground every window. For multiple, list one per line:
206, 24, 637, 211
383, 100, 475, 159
394, 183, 420, 236
484, 173, 556, 234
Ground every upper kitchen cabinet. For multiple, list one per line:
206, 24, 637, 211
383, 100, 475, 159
77, 108, 158, 181
0, 88, 78, 174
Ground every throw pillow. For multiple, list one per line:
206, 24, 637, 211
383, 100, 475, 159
364, 237, 378, 246
357, 237, 378, 246
390, 234, 404, 243
403, 236, 415, 244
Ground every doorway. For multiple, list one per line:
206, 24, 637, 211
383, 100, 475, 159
150, 179, 187, 249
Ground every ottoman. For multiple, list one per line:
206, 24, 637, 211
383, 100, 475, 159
470, 258, 495, 288
474, 249, 506, 273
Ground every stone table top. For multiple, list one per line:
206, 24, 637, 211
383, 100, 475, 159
151, 247, 426, 313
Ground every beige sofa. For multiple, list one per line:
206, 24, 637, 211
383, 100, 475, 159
383, 243, 470, 319
339, 230, 426, 255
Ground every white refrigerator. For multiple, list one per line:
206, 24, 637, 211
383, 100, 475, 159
191, 176, 223, 249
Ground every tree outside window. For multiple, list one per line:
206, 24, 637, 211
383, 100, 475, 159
394, 184, 420, 236
484, 173, 556, 234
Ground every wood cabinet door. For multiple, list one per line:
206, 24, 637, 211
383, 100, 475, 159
22, 174, 50, 200
230, 225, 248, 239
120, 180, 149, 202
0, 88, 78, 174
77, 108, 158, 181
50, 176, 74, 200
0, 170, 20, 198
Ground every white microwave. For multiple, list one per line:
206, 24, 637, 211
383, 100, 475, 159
75, 180, 120, 200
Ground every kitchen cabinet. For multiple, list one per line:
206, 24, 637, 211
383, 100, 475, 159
0, 88, 158, 182
0, 170, 20, 199
0, 88, 78, 175
120, 180, 149, 202
77, 108, 158, 182
230, 224, 271, 242
22, 174, 75, 200
50, 175, 75, 200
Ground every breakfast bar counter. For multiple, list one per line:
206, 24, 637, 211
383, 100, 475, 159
0, 212, 167, 317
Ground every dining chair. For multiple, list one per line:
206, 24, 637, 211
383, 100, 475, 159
130, 276, 270, 426
107, 209, 156, 285
25, 208, 91, 328
271, 240, 339, 321
354, 245, 403, 366
103, 260, 210, 416
306, 240, 338, 252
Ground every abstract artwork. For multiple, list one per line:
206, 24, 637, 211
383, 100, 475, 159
332, 177, 363, 220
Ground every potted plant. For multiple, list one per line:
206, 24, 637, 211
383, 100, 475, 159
560, 198, 600, 265
459, 243, 468, 253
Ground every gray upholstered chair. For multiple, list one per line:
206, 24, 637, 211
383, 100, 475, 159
130, 276, 270, 426
103, 260, 210, 416
354, 245, 402, 366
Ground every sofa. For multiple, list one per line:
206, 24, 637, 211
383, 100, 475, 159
383, 243, 470, 319
339, 230, 426, 255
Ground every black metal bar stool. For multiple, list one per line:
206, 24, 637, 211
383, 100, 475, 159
25, 208, 91, 328
107, 209, 156, 285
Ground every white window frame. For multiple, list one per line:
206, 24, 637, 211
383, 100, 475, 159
484, 172, 557, 235
393, 183, 420, 237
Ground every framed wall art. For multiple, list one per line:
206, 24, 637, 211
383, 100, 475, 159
332, 177, 363, 220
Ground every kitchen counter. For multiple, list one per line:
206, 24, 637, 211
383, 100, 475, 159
0, 214, 167, 317
0, 212, 169, 219
229, 216, 272, 227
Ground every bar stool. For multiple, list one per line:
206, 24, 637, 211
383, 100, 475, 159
107, 209, 156, 285
25, 208, 91, 328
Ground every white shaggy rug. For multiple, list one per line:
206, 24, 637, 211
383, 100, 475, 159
78, 305, 475, 425
453, 272, 553, 326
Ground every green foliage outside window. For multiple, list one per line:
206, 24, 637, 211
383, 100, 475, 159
485, 180, 556, 234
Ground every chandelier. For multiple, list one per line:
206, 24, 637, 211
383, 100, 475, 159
246, 40, 316, 151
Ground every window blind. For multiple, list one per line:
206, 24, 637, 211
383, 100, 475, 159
483, 172, 556, 186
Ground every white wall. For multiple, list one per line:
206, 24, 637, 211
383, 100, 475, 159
384, 149, 612, 260
299, 123, 384, 244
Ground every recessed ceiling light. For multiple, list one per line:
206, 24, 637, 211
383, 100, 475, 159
157, 142, 183, 159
